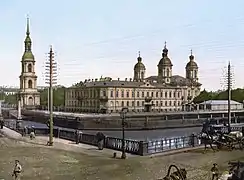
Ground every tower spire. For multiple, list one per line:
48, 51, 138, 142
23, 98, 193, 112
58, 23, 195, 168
26, 15, 30, 36
23, 16, 34, 58
189, 49, 194, 60
137, 51, 142, 62
162, 41, 168, 57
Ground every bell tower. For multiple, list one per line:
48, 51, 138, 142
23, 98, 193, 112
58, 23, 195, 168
18, 17, 40, 109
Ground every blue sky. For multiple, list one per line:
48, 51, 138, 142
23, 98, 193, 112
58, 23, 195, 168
1, 0, 244, 90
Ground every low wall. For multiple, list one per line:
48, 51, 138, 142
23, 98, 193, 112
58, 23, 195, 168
4, 121, 201, 156
19, 109, 244, 130
22, 114, 205, 130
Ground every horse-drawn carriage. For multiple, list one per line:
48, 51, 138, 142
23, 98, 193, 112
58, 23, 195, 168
199, 119, 244, 151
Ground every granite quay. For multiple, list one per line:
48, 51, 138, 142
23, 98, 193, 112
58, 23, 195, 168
5, 119, 202, 140
7, 109, 244, 130
4, 120, 201, 156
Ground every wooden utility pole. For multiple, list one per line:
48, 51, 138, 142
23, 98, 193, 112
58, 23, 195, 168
227, 61, 232, 132
45, 46, 57, 146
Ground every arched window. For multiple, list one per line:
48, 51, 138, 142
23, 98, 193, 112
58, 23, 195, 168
166, 69, 170, 77
28, 97, 33, 105
27, 64, 32, 72
126, 101, 129, 107
28, 80, 33, 88
141, 72, 144, 79
194, 70, 197, 78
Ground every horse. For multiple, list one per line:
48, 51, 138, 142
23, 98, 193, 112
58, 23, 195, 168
199, 132, 218, 152
229, 131, 243, 139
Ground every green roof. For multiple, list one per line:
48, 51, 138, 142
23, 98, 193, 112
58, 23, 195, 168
22, 51, 34, 60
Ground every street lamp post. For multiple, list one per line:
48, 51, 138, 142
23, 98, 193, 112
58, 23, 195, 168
120, 107, 128, 159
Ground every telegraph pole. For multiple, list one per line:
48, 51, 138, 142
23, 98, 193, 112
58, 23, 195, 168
227, 61, 232, 132
45, 46, 57, 146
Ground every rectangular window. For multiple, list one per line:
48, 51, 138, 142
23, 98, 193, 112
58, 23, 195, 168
147, 92, 149, 97
126, 91, 130, 98
110, 90, 113, 97
103, 90, 106, 96
142, 92, 144, 97
116, 90, 119, 97
137, 91, 140, 97
156, 92, 158, 98
121, 90, 124, 97
132, 91, 135, 97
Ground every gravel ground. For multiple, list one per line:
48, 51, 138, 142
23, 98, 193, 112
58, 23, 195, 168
0, 135, 244, 180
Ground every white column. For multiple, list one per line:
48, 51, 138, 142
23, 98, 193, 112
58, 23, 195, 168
17, 100, 22, 119
0, 101, 2, 116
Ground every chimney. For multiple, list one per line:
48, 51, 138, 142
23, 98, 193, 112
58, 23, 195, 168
130, 78, 132, 81
125, 78, 127, 81
118, 78, 120, 81
95, 78, 98, 82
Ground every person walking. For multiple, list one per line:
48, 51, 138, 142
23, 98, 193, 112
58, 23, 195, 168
211, 163, 219, 180
12, 160, 22, 180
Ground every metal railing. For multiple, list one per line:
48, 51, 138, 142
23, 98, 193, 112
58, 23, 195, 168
3, 121, 201, 156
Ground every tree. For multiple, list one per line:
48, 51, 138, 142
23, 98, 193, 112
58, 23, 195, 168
4, 94, 17, 104
193, 88, 244, 104
40, 86, 65, 107
193, 89, 217, 103
216, 88, 244, 103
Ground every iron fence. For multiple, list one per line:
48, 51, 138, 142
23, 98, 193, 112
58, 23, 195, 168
3, 121, 201, 156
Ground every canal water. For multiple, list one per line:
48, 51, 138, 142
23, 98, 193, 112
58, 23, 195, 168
5, 119, 202, 141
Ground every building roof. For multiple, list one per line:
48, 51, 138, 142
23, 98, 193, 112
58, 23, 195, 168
134, 56, 146, 70
146, 75, 202, 87
69, 75, 201, 89
158, 45, 173, 66
200, 100, 242, 105
185, 51, 198, 69
82, 80, 180, 88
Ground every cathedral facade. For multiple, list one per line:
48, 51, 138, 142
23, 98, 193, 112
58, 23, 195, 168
18, 18, 40, 108
65, 43, 201, 113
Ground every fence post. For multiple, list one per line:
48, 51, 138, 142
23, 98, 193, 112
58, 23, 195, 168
138, 141, 148, 156
57, 128, 60, 138
191, 133, 195, 147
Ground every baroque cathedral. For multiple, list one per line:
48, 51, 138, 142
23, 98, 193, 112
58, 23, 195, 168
65, 42, 201, 113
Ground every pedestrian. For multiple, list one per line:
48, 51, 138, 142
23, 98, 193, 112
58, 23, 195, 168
96, 132, 105, 150
75, 130, 80, 144
12, 160, 22, 180
0, 119, 4, 129
30, 127, 35, 140
24, 126, 28, 136
211, 163, 219, 180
